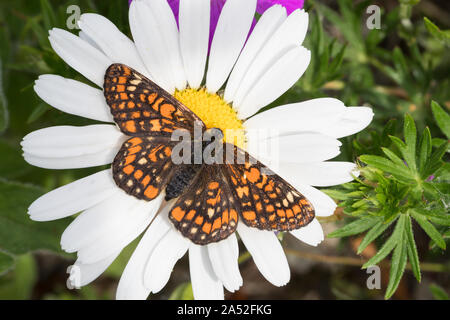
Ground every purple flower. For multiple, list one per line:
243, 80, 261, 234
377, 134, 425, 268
257, 0, 305, 15
129, 0, 304, 46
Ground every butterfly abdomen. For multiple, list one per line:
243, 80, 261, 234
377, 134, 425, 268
165, 165, 201, 201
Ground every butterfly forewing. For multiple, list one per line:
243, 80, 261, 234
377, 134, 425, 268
103, 63, 205, 137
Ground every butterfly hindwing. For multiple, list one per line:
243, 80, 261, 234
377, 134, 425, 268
168, 165, 239, 245
224, 144, 315, 231
104, 63, 205, 137
112, 136, 176, 201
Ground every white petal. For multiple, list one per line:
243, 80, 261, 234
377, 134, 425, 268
206, 0, 257, 93
293, 184, 337, 217
21, 124, 123, 156
49, 28, 112, 87
319, 107, 374, 138
34, 75, 113, 122
237, 224, 290, 287
28, 169, 117, 221
23, 152, 116, 170
22, 125, 125, 169
79, 31, 102, 52
179, 0, 210, 89
143, 228, 189, 293
130, 0, 186, 92
238, 46, 310, 119
61, 191, 136, 253
248, 131, 342, 165
116, 211, 172, 300
78, 13, 150, 78
76, 195, 164, 264
290, 218, 324, 247
207, 234, 242, 293
68, 250, 121, 287
244, 98, 347, 137
189, 245, 224, 300
224, 5, 287, 103
276, 162, 359, 187
233, 9, 309, 108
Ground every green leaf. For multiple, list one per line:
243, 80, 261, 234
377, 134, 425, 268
328, 217, 379, 238
0, 179, 70, 255
410, 210, 446, 250
357, 218, 393, 254
405, 215, 421, 282
385, 237, 407, 299
169, 282, 194, 300
381, 147, 406, 167
429, 284, 450, 300
27, 103, 51, 124
40, 0, 58, 30
414, 208, 450, 226
422, 141, 449, 180
403, 114, 417, 172
0, 251, 15, 276
0, 254, 37, 300
418, 127, 432, 174
431, 101, 450, 140
360, 155, 413, 183
0, 141, 30, 180
322, 189, 350, 201
363, 215, 405, 269
424, 18, 450, 46
0, 58, 8, 134
389, 135, 407, 152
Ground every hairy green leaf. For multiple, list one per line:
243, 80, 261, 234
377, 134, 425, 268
385, 236, 407, 299
405, 215, 421, 282
328, 217, 379, 238
431, 101, 450, 139
403, 114, 417, 172
410, 210, 446, 250
357, 218, 393, 254
362, 215, 405, 269
418, 127, 432, 174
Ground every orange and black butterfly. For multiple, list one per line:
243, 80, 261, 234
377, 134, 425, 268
104, 64, 315, 245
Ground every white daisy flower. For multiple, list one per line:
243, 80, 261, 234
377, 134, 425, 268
22, 0, 374, 300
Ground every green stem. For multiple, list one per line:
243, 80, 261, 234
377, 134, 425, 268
284, 248, 449, 274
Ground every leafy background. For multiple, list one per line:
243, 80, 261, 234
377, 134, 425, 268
0, 0, 448, 300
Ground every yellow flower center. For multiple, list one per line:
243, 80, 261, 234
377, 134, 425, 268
174, 88, 246, 149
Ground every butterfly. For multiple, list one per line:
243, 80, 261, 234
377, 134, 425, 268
103, 63, 315, 245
